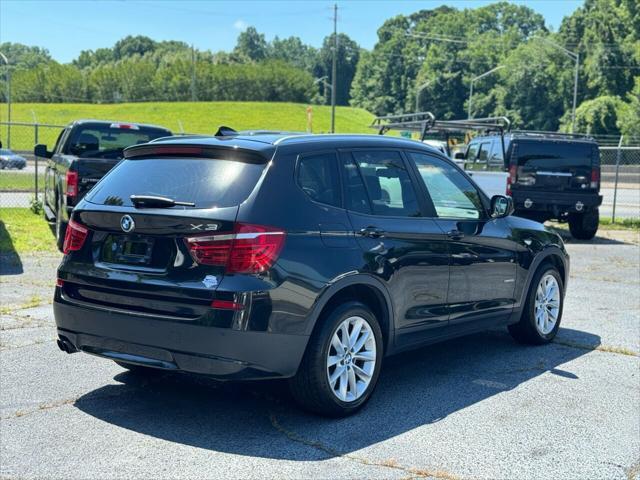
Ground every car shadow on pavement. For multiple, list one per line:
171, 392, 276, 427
74, 327, 600, 460
0, 220, 23, 275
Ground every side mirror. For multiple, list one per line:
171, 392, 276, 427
490, 195, 514, 219
34, 144, 51, 158
453, 151, 465, 160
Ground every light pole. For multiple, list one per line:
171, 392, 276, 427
468, 65, 504, 119
535, 36, 579, 133
330, 3, 338, 133
415, 81, 431, 112
0, 52, 10, 148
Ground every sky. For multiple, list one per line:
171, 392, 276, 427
1, 0, 584, 63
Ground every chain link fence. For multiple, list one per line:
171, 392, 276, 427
0, 122, 63, 209
1, 121, 639, 219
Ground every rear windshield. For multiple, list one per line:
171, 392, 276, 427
85, 158, 266, 208
65, 124, 170, 159
515, 141, 593, 169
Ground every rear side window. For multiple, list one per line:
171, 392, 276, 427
297, 152, 341, 207
514, 141, 593, 169
346, 151, 421, 217
86, 157, 265, 209
65, 124, 170, 159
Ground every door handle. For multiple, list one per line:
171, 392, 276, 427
447, 229, 464, 239
359, 226, 385, 238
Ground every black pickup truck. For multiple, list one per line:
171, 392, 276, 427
35, 120, 172, 250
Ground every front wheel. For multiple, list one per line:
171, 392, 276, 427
289, 302, 383, 417
568, 208, 599, 240
509, 264, 564, 344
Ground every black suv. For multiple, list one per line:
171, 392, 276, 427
54, 133, 569, 416
465, 132, 602, 239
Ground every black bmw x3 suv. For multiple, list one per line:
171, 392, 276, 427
54, 132, 569, 416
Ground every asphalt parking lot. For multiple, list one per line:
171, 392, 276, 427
1, 231, 639, 479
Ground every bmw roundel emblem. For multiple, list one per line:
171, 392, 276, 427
120, 215, 135, 233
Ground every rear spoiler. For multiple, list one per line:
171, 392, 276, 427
123, 143, 269, 164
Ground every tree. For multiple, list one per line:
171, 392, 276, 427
317, 33, 360, 106
113, 35, 157, 60
617, 77, 640, 139
0, 42, 51, 68
269, 36, 318, 72
233, 27, 268, 62
560, 95, 622, 134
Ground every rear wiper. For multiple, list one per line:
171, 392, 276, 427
130, 194, 195, 208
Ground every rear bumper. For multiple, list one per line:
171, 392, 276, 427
54, 298, 309, 380
512, 190, 602, 215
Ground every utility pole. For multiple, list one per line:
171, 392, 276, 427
191, 45, 197, 102
330, 3, 337, 133
0, 52, 10, 148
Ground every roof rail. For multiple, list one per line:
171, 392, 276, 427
510, 130, 595, 141
370, 112, 436, 138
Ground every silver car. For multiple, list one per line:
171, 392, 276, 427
0, 149, 27, 169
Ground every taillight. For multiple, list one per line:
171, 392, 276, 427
590, 167, 600, 189
211, 299, 244, 311
63, 219, 89, 254
506, 164, 517, 195
66, 171, 78, 198
185, 223, 286, 274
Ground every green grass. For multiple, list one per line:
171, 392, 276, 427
599, 217, 640, 230
0, 208, 57, 254
1, 101, 376, 151
0, 172, 44, 191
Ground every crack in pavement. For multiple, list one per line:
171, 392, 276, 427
554, 339, 639, 357
268, 412, 460, 480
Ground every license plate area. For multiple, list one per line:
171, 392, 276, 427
101, 234, 155, 266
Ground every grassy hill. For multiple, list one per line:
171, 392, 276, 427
0, 102, 376, 151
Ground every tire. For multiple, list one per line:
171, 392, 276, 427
568, 208, 599, 240
55, 195, 67, 252
289, 301, 384, 417
508, 264, 564, 345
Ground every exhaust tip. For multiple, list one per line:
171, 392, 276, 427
57, 337, 77, 354
57, 339, 69, 353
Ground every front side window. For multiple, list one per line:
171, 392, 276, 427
409, 152, 484, 220
297, 152, 341, 207
349, 151, 421, 217
477, 143, 491, 162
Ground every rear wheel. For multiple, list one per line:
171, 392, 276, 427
55, 195, 67, 252
568, 208, 598, 240
289, 301, 383, 417
509, 264, 564, 344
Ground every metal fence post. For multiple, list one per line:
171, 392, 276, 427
34, 123, 39, 201
611, 135, 623, 223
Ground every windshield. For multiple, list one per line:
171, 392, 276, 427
86, 157, 266, 209
65, 124, 170, 159
0, 149, 14, 155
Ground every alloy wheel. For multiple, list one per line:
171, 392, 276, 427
326, 315, 377, 402
534, 274, 561, 335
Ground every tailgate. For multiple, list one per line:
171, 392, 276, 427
76, 158, 120, 198
513, 140, 596, 192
